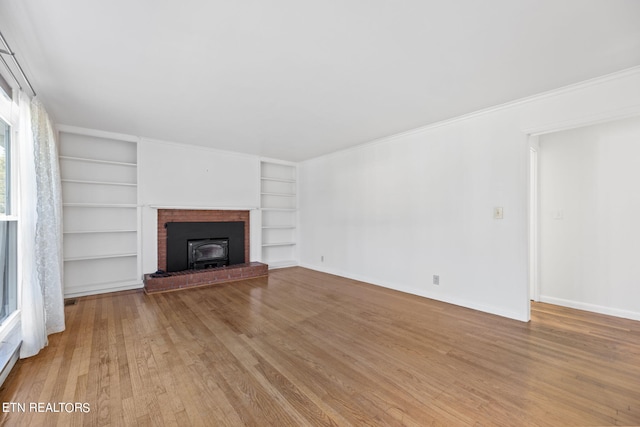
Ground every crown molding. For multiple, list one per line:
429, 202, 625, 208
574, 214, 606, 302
302, 65, 640, 164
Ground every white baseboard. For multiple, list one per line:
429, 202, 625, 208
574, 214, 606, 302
538, 295, 640, 321
64, 281, 143, 298
0, 346, 20, 387
299, 262, 529, 322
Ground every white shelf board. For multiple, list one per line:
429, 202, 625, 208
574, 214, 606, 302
63, 203, 138, 208
261, 208, 296, 212
57, 124, 139, 143
63, 229, 137, 235
64, 253, 138, 262
261, 192, 296, 197
62, 179, 137, 187
260, 176, 296, 183
262, 242, 296, 247
59, 156, 137, 167
261, 225, 296, 229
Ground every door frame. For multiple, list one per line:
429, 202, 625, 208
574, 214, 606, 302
528, 137, 539, 302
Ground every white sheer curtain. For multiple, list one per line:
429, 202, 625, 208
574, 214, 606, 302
31, 98, 64, 336
19, 93, 65, 358
19, 91, 46, 358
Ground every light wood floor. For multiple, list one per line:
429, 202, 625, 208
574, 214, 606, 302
1, 267, 639, 426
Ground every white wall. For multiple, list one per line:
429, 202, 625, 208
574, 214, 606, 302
298, 67, 640, 321
138, 138, 260, 274
539, 116, 640, 320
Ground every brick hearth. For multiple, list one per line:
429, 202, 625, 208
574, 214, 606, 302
144, 209, 267, 294
144, 262, 268, 294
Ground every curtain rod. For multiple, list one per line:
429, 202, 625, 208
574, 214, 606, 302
0, 29, 37, 96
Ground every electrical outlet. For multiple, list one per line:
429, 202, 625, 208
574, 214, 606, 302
433, 275, 439, 285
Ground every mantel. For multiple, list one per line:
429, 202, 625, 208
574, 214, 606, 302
146, 205, 259, 210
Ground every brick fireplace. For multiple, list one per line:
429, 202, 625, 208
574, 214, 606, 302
156, 209, 250, 271
144, 209, 267, 294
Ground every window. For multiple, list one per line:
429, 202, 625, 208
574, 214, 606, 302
0, 118, 10, 214
0, 73, 11, 101
0, 117, 16, 325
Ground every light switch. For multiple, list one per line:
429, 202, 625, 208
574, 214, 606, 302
494, 207, 504, 219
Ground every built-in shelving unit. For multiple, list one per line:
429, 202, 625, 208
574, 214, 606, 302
59, 128, 140, 297
260, 160, 297, 268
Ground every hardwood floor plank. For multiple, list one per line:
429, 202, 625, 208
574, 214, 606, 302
239, 334, 354, 427
1, 267, 639, 426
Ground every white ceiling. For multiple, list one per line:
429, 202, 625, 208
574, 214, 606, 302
1, 1, 640, 161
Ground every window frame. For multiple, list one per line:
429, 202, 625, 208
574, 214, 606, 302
0, 88, 22, 376
0, 113, 18, 325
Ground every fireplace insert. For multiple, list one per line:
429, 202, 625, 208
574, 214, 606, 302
165, 221, 244, 272
188, 238, 229, 269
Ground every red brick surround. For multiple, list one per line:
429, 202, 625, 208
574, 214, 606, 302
145, 209, 266, 294
157, 209, 250, 271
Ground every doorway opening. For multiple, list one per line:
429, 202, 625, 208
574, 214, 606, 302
528, 115, 640, 321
